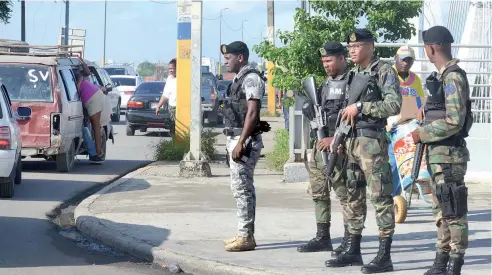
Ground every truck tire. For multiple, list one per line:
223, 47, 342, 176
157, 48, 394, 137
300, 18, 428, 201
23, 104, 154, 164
56, 141, 76, 172
111, 100, 121, 122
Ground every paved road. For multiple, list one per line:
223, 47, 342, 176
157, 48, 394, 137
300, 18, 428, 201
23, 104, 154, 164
0, 115, 177, 275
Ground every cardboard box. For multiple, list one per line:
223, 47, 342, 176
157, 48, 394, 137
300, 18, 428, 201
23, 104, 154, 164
387, 96, 427, 131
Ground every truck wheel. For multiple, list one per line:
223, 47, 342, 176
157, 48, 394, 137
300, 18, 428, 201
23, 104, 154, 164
111, 101, 121, 122
126, 124, 135, 136
14, 157, 22, 185
0, 179, 14, 198
56, 141, 76, 172
394, 195, 408, 224
140, 127, 147, 133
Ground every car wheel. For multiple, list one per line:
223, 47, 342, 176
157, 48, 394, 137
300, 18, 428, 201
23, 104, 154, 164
126, 124, 135, 136
140, 127, 147, 133
111, 101, 121, 122
14, 156, 21, 185
56, 140, 76, 172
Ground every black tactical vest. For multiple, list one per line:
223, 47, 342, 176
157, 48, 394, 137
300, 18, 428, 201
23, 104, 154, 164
320, 78, 348, 136
424, 64, 473, 145
224, 69, 264, 128
346, 60, 387, 130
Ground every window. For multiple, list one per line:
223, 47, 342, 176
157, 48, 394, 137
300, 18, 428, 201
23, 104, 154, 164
100, 70, 113, 86
1, 86, 13, 118
134, 82, 165, 95
104, 68, 127, 76
110, 77, 136, 86
59, 69, 80, 101
0, 64, 53, 102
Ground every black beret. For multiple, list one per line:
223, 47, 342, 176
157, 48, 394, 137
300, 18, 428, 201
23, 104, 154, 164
318, 42, 345, 57
422, 26, 454, 44
221, 41, 249, 55
346, 28, 375, 44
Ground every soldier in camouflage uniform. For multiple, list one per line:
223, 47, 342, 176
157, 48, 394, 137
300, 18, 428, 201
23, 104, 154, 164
297, 42, 351, 256
411, 26, 472, 275
220, 41, 265, 252
325, 29, 401, 274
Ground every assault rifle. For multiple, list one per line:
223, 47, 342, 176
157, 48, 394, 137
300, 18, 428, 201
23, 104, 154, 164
405, 122, 425, 207
324, 109, 352, 180
302, 76, 329, 166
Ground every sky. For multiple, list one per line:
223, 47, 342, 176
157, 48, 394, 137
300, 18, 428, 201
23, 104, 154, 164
0, 0, 303, 66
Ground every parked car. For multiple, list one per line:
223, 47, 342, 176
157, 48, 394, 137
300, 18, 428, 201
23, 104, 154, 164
0, 81, 31, 198
103, 65, 138, 76
110, 75, 144, 110
125, 81, 173, 136
217, 79, 232, 98
201, 72, 223, 126
0, 49, 113, 172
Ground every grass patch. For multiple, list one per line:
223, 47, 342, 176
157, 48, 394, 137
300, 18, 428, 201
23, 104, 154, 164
153, 128, 218, 161
261, 110, 281, 117
265, 128, 290, 171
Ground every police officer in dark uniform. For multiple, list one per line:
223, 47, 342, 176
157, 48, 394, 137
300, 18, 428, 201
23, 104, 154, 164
220, 41, 267, 252
298, 42, 351, 255
325, 29, 401, 274
411, 26, 472, 275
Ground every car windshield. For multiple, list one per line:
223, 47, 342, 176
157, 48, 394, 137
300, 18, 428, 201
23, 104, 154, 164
111, 77, 136, 86
0, 64, 53, 102
104, 68, 127, 75
218, 80, 232, 91
134, 82, 165, 95
201, 73, 216, 87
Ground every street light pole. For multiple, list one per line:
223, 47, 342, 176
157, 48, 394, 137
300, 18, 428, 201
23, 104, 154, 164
64, 1, 70, 46
103, 0, 107, 66
218, 8, 228, 77
21, 0, 26, 41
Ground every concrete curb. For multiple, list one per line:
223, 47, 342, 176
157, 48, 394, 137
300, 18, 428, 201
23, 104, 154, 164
74, 162, 281, 275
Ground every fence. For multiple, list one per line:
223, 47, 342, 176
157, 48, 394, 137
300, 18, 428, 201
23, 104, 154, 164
288, 42, 492, 181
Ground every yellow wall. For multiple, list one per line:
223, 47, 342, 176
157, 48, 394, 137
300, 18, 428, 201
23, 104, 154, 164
267, 61, 276, 115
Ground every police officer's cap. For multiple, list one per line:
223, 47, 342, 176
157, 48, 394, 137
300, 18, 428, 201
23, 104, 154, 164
318, 42, 345, 57
422, 26, 454, 44
347, 28, 375, 44
220, 41, 249, 56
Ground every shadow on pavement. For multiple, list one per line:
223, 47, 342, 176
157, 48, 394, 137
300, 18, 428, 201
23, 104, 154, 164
0, 216, 168, 269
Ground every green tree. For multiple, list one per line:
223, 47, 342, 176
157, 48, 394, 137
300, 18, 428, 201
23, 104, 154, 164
253, 0, 423, 93
137, 61, 156, 77
0, 0, 12, 24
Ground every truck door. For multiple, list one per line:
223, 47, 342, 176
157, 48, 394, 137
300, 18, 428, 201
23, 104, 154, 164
57, 67, 83, 151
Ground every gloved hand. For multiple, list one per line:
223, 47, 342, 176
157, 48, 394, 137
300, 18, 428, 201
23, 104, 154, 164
302, 99, 316, 121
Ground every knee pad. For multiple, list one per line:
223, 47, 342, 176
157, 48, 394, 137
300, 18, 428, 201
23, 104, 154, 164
436, 182, 468, 219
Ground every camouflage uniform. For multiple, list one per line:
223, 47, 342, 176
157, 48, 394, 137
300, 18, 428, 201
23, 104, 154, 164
326, 51, 401, 273
344, 58, 400, 238
419, 59, 470, 275
299, 71, 350, 254
224, 63, 265, 251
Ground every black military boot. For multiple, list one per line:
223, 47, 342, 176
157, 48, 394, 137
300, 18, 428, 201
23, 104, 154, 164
424, 253, 450, 275
325, 234, 363, 267
331, 225, 349, 258
360, 237, 393, 274
297, 222, 333, 252
445, 255, 464, 275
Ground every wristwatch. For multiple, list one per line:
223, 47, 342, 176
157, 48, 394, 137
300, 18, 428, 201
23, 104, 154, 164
356, 102, 362, 112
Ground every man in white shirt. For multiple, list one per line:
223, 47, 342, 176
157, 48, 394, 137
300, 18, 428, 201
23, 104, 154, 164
156, 59, 177, 134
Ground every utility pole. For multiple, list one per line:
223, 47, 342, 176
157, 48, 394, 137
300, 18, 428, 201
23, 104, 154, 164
218, 8, 228, 77
64, 1, 70, 46
21, 0, 26, 42
103, 0, 107, 66
301, 0, 306, 10
181, 0, 211, 177
266, 0, 276, 115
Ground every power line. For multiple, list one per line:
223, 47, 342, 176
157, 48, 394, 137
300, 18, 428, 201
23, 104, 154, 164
149, 1, 177, 5
221, 17, 242, 32
204, 15, 220, 20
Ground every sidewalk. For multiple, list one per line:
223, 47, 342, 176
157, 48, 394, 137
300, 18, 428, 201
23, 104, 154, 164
74, 117, 491, 275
